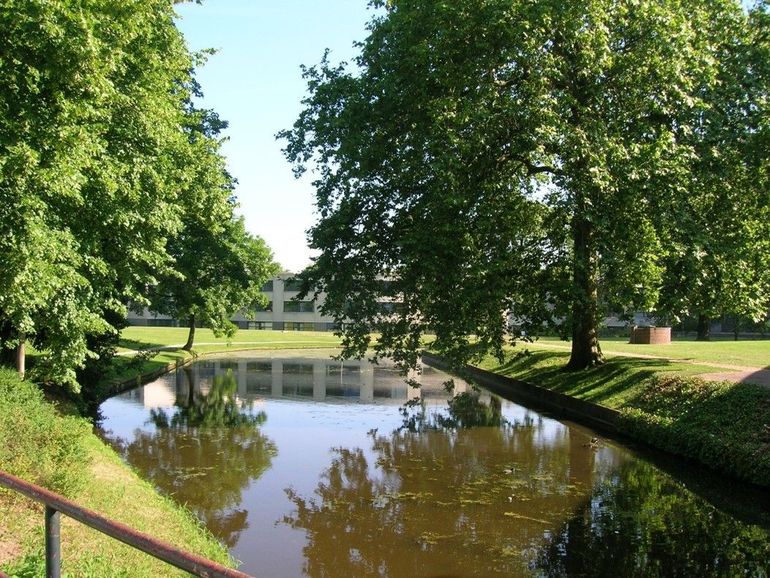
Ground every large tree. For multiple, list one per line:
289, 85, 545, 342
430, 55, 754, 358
150, 211, 278, 351
0, 0, 277, 387
0, 0, 197, 387
655, 2, 770, 340
147, 101, 278, 351
283, 0, 745, 371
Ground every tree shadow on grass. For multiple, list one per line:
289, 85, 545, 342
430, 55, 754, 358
557, 358, 677, 406
117, 337, 169, 351
492, 350, 566, 375
489, 351, 683, 409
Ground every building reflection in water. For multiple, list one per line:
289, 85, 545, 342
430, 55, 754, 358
125, 357, 469, 410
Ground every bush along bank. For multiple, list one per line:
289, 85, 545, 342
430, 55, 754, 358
0, 368, 234, 576
618, 375, 770, 487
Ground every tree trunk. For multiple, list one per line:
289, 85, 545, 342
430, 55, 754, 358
566, 211, 604, 370
183, 314, 196, 351
696, 313, 710, 341
16, 333, 25, 379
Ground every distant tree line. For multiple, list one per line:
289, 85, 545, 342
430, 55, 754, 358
282, 0, 770, 371
0, 0, 277, 389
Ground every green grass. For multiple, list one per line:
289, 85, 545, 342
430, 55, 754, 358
620, 375, 770, 487
478, 348, 717, 409
118, 327, 343, 353
533, 336, 770, 368
3, 436, 233, 577
0, 369, 233, 576
0, 370, 91, 497
87, 327, 346, 405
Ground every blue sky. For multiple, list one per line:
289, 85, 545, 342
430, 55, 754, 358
174, 1, 378, 272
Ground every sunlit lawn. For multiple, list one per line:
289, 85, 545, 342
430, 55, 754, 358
104, 327, 345, 390
118, 326, 343, 353
477, 348, 718, 410
528, 336, 770, 369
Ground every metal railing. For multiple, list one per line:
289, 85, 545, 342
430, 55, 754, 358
0, 470, 254, 578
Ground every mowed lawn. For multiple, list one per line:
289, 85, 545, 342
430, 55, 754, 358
473, 336, 769, 410
527, 336, 770, 369
118, 326, 343, 354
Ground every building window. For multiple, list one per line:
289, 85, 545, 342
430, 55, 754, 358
261, 280, 274, 292
284, 300, 314, 313
284, 321, 315, 331
283, 278, 303, 292
256, 301, 272, 312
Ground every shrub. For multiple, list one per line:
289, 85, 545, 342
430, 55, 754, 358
619, 375, 770, 487
0, 369, 91, 496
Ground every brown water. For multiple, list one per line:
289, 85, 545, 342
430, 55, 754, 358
98, 353, 770, 577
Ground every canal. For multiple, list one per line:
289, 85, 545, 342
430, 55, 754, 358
98, 353, 770, 577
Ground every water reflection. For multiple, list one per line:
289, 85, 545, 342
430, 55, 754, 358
534, 459, 770, 576
99, 356, 770, 578
106, 370, 276, 547
400, 390, 506, 431
283, 421, 612, 578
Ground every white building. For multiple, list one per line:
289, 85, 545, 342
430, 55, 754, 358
126, 273, 338, 331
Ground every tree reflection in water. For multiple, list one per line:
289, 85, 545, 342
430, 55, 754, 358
284, 391, 770, 578
534, 459, 770, 577
285, 392, 600, 578
400, 388, 505, 432
109, 369, 276, 547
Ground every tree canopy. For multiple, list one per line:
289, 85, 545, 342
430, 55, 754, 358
282, 0, 769, 371
148, 105, 279, 351
0, 0, 275, 387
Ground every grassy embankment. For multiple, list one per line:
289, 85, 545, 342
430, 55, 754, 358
0, 369, 232, 577
474, 337, 770, 487
1, 329, 343, 576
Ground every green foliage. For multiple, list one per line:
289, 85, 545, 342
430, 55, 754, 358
150, 213, 279, 350
0, 0, 269, 389
0, 369, 90, 496
0, 0, 197, 388
655, 2, 770, 326
282, 0, 759, 373
619, 375, 770, 486
148, 104, 279, 350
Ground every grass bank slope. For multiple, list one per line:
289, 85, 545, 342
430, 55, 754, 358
0, 369, 234, 577
477, 346, 770, 487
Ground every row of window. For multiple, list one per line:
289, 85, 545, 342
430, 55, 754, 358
260, 279, 304, 292
255, 301, 315, 313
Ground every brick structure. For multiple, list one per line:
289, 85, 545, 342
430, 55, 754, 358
629, 326, 671, 344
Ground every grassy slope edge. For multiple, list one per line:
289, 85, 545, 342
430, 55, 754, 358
0, 372, 233, 577
475, 345, 770, 487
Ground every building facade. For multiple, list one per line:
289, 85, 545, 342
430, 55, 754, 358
126, 273, 338, 331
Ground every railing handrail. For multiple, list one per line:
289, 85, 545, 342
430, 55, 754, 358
0, 470, 254, 578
